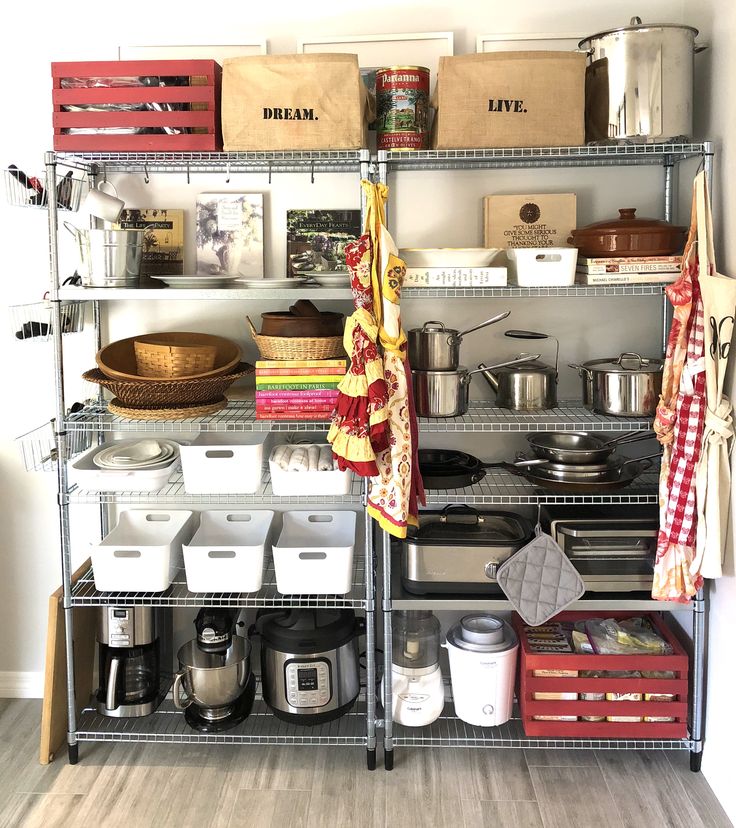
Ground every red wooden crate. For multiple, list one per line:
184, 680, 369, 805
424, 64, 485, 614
52, 60, 222, 152
512, 611, 689, 739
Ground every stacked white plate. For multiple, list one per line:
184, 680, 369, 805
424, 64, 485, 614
71, 439, 182, 492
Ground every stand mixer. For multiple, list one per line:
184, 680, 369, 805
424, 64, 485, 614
173, 607, 256, 732
387, 610, 444, 727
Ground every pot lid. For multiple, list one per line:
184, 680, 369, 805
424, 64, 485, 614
415, 510, 531, 546
579, 19, 698, 48
572, 209, 686, 237
258, 609, 357, 653
446, 615, 517, 653
584, 352, 664, 373
410, 321, 451, 333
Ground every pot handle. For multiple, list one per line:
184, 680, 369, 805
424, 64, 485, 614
466, 353, 542, 382
172, 669, 192, 710
454, 310, 511, 342
568, 362, 592, 378
63, 221, 82, 243
694, 43, 709, 53
616, 352, 646, 370
421, 320, 447, 331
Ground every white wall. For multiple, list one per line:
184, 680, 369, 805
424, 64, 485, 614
682, 0, 736, 821
14, 5, 736, 807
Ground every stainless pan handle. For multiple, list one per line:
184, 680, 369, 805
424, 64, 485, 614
453, 310, 511, 342
568, 362, 592, 378
172, 669, 192, 710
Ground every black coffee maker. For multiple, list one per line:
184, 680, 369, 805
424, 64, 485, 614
96, 607, 171, 717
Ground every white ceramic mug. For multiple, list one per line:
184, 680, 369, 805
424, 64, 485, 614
81, 181, 125, 223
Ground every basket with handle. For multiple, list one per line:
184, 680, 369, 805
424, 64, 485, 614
246, 317, 344, 361
134, 338, 217, 378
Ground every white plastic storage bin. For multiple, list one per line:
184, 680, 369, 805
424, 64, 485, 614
91, 509, 196, 592
70, 440, 180, 493
180, 433, 268, 494
273, 511, 356, 595
183, 510, 274, 593
269, 444, 352, 496
506, 247, 577, 286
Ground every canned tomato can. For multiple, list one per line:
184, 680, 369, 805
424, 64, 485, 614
376, 66, 430, 151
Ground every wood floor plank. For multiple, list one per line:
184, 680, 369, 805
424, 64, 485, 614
228, 790, 310, 828
524, 748, 598, 767
235, 745, 315, 791
462, 798, 544, 828
384, 747, 467, 800
595, 750, 707, 828
664, 752, 734, 828
309, 747, 386, 827
530, 765, 621, 828
462, 748, 536, 801
0, 792, 86, 828
386, 792, 462, 827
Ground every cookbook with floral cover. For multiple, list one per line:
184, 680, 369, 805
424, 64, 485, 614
196, 193, 264, 277
286, 209, 361, 278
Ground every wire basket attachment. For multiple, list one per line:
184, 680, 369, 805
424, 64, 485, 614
4, 166, 86, 211
16, 419, 92, 472
9, 300, 86, 342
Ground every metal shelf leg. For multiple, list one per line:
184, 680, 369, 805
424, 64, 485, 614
363, 480, 377, 770
690, 585, 707, 772
381, 528, 394, 770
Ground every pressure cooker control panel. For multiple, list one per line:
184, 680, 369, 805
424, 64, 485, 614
285, 658, 332, 708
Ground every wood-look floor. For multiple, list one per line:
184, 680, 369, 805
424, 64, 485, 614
0, 700, 731, 828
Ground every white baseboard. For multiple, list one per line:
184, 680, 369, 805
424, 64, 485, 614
0, 671, 44, 698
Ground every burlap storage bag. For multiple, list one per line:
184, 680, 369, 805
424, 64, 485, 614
222, 54, 374, 151
432, 52, 585, 149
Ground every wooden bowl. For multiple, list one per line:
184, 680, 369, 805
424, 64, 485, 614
97, 332, 241, 382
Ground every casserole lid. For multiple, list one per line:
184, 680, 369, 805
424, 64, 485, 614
583, 352, 664, 374
413, 507, 532, 546
571, 209, 686, 237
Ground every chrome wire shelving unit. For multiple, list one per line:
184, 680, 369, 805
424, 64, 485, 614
376, 141, 714, 772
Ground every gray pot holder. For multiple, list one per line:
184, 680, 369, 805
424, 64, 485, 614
496, 525, 585, 626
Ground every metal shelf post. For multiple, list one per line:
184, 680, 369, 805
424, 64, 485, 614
381, 528, 394, 770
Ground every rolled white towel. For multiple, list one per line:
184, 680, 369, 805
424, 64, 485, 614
271, 444, 291, 470
318, 445, 335, 471
287, 446, 309, 472
307, 445, 320, 471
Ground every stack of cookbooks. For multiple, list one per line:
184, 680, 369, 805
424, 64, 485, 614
254, 359, 346, 420
575, 254, 682, 285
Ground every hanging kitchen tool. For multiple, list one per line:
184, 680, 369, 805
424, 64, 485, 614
526, 430, 655, 465
480, 329, 559, 410
569, 352, 664, 416
413, 354, 540, 418
408, 311, 510, 371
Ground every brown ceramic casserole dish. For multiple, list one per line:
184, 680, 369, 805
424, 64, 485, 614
568, 208, 687, 257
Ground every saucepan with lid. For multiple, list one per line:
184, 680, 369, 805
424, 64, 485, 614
408, 311, 510, 371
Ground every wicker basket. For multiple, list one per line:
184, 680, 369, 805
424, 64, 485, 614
97, 333, 241, 382
247, 317, 345, 361
83, 363, 253, 407
107, 397, 228, 420
134, 339, 217, 378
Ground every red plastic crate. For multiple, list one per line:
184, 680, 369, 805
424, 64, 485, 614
513, 611, 689, 739
52, 60, 222, 152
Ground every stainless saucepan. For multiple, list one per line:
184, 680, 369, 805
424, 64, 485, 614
408, 311, 510, 371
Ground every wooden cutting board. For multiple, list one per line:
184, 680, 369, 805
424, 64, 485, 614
39, 559, 97, 765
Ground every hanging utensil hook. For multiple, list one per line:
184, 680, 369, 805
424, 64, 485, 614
226, 162, 231, 184
268, 163, 272, 185
310, 160, 315, 184
143, 164, 149, 185
186, 163, 190, 185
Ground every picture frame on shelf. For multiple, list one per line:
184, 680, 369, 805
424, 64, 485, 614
118, 41, 268, 61
476, 32, 583, 52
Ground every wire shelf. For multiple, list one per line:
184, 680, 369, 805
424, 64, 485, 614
9, 300, 86, 342
419, 401, 652, 433
422, 470, 658, 505
384, 143, 708, 171
69, 470, 364, 505
63, 400, 652, 435
77, 698, 368, 746
390, 702, 691, 751
55, 150, 366, 175
403, 285, 667, 298
70, 551, 367, 608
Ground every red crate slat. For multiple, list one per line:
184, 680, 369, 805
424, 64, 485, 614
51, 60, 221, 152
513, 611, 689, 740
54, 110, 215, 129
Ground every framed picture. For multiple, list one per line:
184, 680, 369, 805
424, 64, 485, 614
118, 41, 268, 61
476, 32, 584, 53
297, 31, 454, 78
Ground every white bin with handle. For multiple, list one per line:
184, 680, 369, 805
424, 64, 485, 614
180, 433, 268, 494
273, 511, 356, 595
92, 509, 196, 592
183, 510, 274, 593
506, 247, 577, 286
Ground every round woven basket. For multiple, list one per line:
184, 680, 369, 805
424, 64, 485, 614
83, 363, 253, 407
247, 317, 344, 361
97, 332, 241, 382
107, 397, 228, 420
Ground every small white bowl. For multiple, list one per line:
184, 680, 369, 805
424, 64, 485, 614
399, 248, 503, 267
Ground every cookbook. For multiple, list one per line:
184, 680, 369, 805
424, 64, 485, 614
286, 209, 361, 278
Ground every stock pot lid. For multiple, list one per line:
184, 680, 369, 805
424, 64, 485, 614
579, 21, 698, 48
584, 353, 664, 373
415, 510, 531, 546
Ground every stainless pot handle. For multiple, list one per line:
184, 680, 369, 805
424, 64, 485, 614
630, 15, 642, 24
568, 362, 593, 378
621, 452, 662, 468
616, 352, 646, 370
172, 669, 192, 710
694, 43, 709, 53
453, 310, 511, 342
464, 354, 542, 384
421, 320, 446, 331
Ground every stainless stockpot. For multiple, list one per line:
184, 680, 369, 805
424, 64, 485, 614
569, 352, 664, 417
408, 312, 510, 371
580, 17, 705, 143
413, 355, 539, 418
